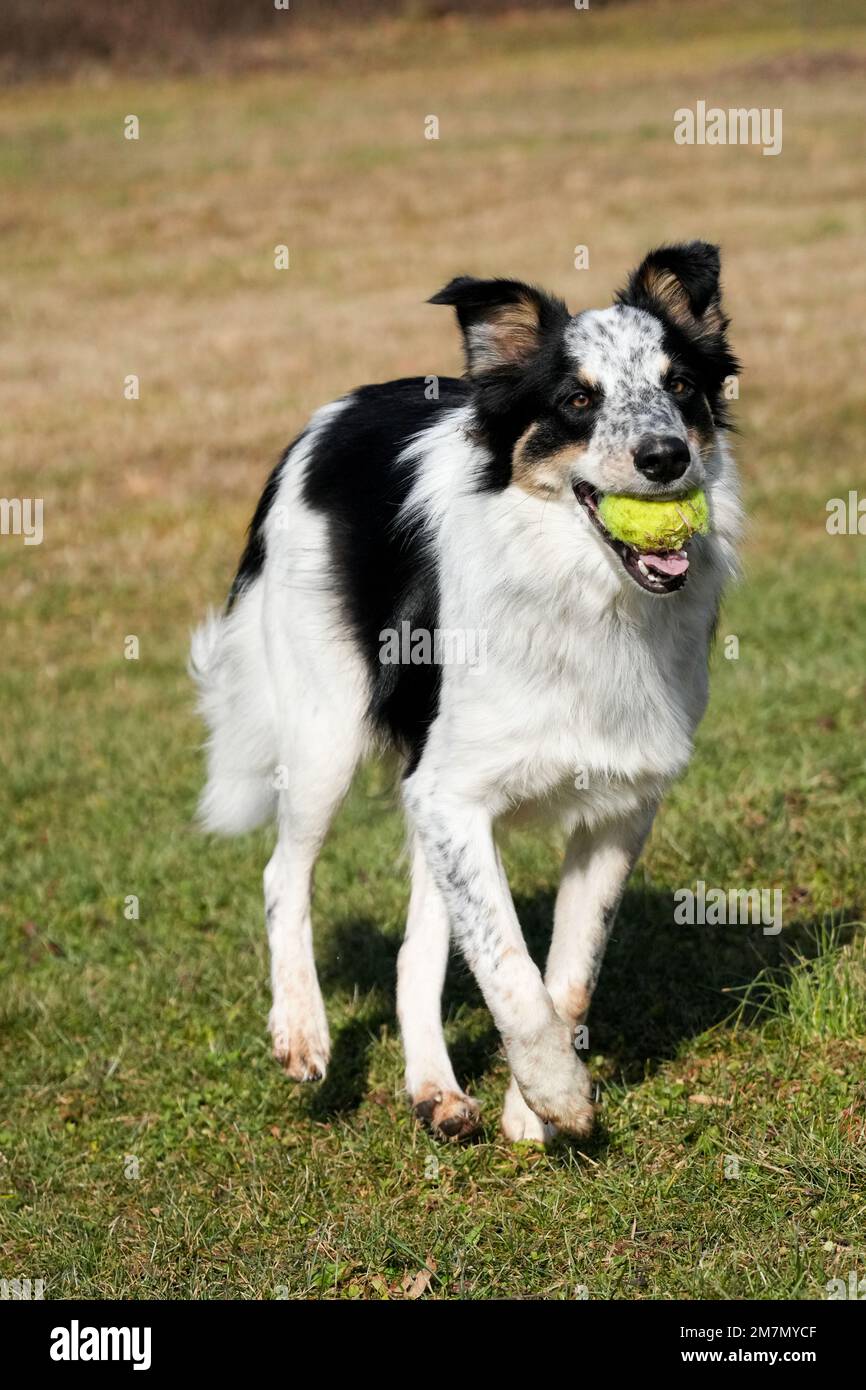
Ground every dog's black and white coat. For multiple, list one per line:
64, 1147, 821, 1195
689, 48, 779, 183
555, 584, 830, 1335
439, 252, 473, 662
192, 242, 741, 1142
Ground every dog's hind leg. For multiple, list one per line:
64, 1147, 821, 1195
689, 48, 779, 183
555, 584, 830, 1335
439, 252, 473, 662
398, 838, 481, 1139
264, 701, 365, 1083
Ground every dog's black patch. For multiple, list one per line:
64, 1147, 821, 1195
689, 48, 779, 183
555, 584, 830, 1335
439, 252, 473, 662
471, 337, 592, 490
294, 376, 469, 767
616, 241, 740, 425
429, 276, 574, 490
228, 378, 474, 764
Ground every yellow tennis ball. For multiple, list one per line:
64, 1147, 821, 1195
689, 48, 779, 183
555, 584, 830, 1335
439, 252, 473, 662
598, 488, 710, 551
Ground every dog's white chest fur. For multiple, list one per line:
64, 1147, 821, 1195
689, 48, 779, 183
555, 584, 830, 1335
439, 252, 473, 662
405, 420, 732, 828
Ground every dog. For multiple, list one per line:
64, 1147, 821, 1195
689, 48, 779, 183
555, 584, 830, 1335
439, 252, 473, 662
191, 240, 741, 1143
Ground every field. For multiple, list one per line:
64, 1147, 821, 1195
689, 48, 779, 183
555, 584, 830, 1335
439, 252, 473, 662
1, 0, 865, 1300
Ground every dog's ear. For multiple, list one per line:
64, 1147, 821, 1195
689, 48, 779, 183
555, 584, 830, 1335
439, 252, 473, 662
617, 242, 726, 338
429, 276, 569, 375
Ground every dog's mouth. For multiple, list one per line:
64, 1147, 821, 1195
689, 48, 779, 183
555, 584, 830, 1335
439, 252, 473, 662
573, 482, 691, 595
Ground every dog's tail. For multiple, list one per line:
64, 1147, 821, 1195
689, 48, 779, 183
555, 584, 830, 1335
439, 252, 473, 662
189, 584, 278, 835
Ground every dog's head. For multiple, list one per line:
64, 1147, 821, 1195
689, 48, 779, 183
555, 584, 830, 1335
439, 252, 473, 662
430, 242, 739, 595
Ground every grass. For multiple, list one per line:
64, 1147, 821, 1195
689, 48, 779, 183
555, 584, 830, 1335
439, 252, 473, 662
1, 0, 866, 1299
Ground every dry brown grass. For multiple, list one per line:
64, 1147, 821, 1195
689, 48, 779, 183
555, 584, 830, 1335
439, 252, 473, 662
2, 1, 864, 597
0, 0, 575, 81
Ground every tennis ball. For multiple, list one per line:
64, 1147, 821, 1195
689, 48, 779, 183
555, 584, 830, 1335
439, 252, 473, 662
598, 488, 710, 552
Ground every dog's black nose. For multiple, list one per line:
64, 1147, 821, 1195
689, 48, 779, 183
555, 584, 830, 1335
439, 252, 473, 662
633, 435, 690, 484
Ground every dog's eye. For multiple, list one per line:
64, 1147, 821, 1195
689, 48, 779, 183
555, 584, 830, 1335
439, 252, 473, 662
571, 389, 593, 410
668, 376, 692, 396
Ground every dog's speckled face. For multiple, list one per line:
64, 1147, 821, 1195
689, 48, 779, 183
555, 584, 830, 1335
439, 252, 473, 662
430, 241, 739, 594
563, 305, 707, 495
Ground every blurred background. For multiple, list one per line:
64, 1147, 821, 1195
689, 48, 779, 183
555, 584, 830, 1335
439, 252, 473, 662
1, 0, 865, 1300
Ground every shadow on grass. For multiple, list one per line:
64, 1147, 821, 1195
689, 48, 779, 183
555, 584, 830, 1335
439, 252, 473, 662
310, 885, 857, 1124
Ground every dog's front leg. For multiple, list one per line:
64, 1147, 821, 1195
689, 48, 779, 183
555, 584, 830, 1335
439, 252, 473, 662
404, 777, 594, 1138
546, 808, 656, 1026
501, 807, 655, 1142
397, 837, 481, 1138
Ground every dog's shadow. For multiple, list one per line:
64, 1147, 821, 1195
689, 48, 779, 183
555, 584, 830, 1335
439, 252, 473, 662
309, 884, 851, 1127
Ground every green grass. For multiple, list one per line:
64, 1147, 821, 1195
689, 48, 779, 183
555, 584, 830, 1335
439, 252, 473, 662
6, 568, 864, 1300
1, 0, 866, 1299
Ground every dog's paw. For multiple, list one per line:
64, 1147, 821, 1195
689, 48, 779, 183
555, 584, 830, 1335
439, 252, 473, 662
412, 1084, 481, 1140
509, 1022, 595, 1139
500, 1075, 557, 1144
269, 1009, 330, 1082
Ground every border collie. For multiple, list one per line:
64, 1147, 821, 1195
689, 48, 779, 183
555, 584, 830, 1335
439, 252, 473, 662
191, 241, 740, 1143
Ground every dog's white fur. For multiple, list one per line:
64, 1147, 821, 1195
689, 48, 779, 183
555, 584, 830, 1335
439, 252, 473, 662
191, 304, 741, 1142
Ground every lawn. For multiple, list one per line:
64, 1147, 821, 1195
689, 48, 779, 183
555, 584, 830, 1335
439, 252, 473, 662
1, 0, 865, 1300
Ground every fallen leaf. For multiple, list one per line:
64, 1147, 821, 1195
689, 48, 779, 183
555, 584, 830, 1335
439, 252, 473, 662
402, 1260, 436, 1299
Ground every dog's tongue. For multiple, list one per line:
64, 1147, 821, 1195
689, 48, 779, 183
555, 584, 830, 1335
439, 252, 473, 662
642, 550, 689, 577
